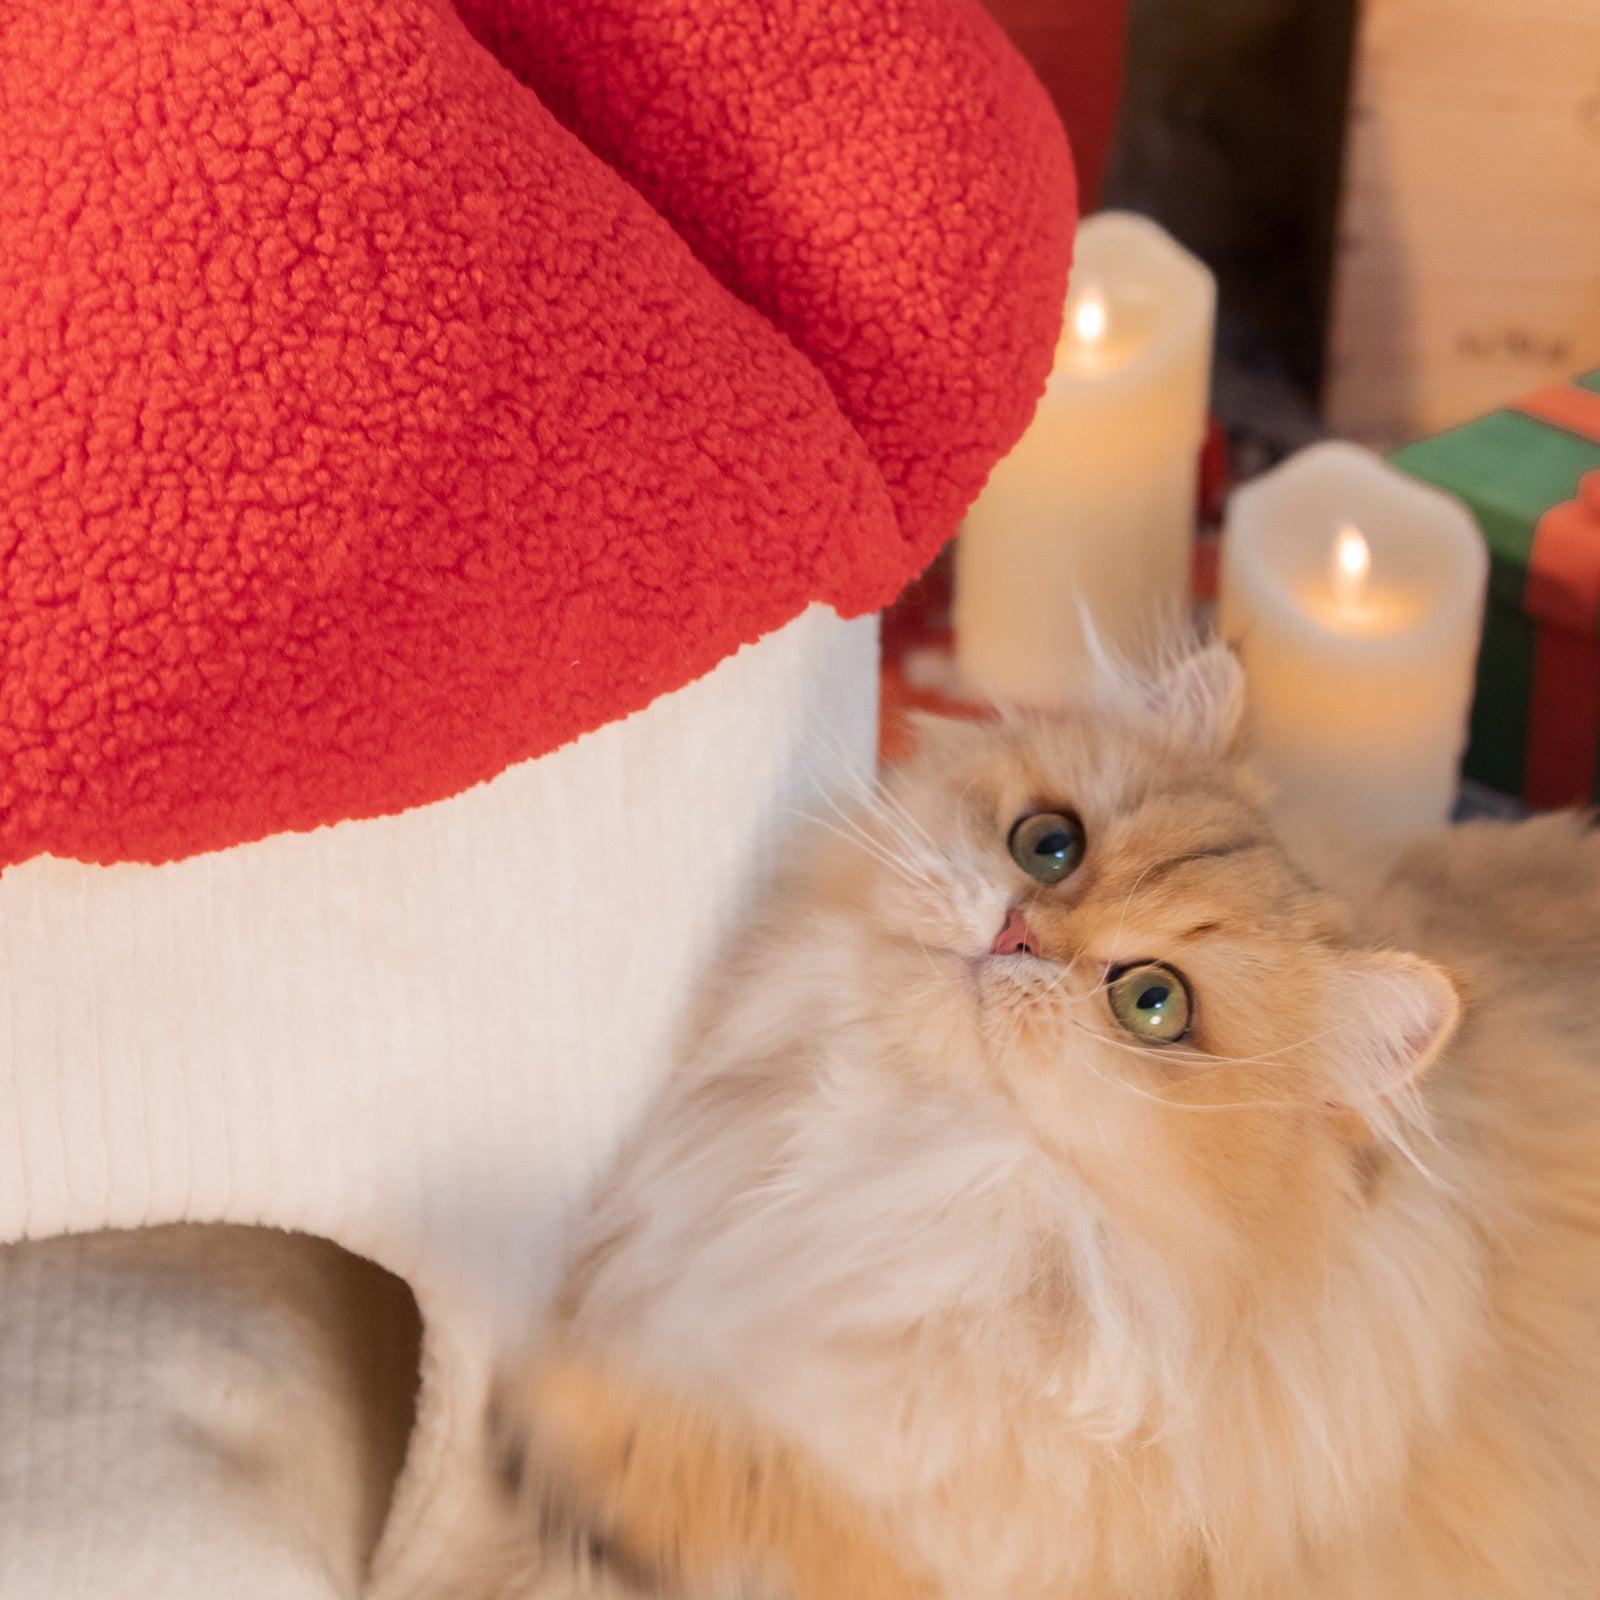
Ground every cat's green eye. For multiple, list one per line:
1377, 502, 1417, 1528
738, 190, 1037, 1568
1007, 810, 1086, 885
1107, 963, 1192, 1045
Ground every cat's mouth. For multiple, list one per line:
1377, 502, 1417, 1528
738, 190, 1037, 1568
956, 906, 1055, 1000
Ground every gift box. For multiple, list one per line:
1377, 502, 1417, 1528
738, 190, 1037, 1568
1390, 373, 1600, 808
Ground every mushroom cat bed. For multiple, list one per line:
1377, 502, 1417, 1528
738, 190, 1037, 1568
0, 0, 1076, 1594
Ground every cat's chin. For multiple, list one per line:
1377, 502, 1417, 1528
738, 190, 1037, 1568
973, 949, 1058, 993
964, 950, 1070, 1042
959, 948, 1039, 993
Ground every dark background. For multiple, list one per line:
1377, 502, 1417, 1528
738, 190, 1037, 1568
983, 0, 1360, 468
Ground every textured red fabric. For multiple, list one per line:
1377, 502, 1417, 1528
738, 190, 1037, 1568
0, 0, 1074, 868
454, 0, 1077, 555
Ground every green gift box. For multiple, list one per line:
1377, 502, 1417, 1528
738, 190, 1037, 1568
1390, 371, 1600, 808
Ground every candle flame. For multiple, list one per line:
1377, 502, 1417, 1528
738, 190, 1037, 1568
1331, 523, 1371, 609
1071, 285, 1109, 347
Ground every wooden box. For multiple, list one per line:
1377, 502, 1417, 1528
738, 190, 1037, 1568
1327, 0, 1600, 446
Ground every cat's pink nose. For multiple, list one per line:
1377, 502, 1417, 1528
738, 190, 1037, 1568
989, 905, 1040, 958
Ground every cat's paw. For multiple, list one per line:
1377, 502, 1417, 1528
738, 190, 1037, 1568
487, 1355, 692, 1595
488, 1352, 916, 1600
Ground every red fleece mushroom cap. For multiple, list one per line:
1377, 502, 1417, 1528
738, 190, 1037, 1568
0, 0, 1074, 868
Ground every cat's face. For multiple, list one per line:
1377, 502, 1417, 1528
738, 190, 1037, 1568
815, 646, 1459, 1312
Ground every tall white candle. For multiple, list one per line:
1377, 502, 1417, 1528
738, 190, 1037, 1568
1218, 442, 1488, 838
955, 212, 1215, 704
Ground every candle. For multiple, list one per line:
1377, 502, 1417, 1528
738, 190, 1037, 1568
1218, 442, 1488, 838
955, 212, 1216, 703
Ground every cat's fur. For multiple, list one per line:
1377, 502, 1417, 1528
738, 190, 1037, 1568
481, 643, 1600, 1599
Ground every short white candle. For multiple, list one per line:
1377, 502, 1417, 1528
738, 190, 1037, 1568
954, 212, 1216, 704
1218, 442, 1488, 838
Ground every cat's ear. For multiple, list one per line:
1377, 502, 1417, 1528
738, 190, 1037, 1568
1324, 950, 1461, 1141
1149, 641, 1246, 760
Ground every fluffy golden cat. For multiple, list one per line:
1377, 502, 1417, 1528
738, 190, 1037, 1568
477, 643, 1600, 1599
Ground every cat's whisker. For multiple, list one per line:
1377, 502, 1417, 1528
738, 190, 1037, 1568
981, 963, 1326, 1107
870, 793, 940, 870
796, 707, 874, 787
1055, 1020, 1315, 1115
783, 803, 931, 891
1091, 1021, 1340, 1074
1078, 1027, 1321, 1086
1024, 964, 1343, 1074
869, 776, 947, 857
1057, 1018, 1448, 1184
799, 717, 948, 865
802, 745, 882, 822
810, 779, 951, 884
794, 744, 926, 860
797, 820, 933, 898
909, 934, 954, 993
787, 784, 946, 891
858, 811, 949, 885
1375, 1123, 1452, 1193
829, 775, 965, 886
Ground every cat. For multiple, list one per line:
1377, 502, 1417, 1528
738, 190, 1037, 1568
475, 640, 1600, 1599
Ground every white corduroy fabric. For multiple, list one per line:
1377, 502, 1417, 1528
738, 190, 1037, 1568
0, 604, 879, 1600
